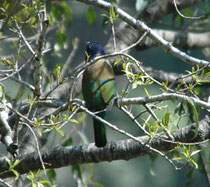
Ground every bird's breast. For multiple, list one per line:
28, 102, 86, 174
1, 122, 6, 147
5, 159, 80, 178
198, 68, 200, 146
83, 59, 114, 82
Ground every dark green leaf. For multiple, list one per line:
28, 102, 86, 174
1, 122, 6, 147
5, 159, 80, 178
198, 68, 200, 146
72, 165, 82, 180
56, 32, 67, 46
87, 6, 96, 25
61, 2, 72, 26
182, 8, 193, 17
51, 4, 63, 21
47, 169, 56, 182
102, 16, 109, 33
174, 102, 185, 116
176, 15, 184, 26
15, 49, 26, 62
62, 137, 73, 147
188, 98, 199, 138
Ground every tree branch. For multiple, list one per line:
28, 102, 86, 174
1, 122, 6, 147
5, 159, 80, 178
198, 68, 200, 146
77, 0, 209, 68
137, 0, 204, 24
0, 116, 209, 178
120, 93, 210, 110
136, 29, 210, 50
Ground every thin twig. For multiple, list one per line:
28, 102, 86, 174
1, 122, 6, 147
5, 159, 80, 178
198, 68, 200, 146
120, 107, 150, 136
7, 75, 35, 92
173, 0, 205, 20
6, 106, 46, 174
0, 177, 12, 187
144, 104, 174, 140
80, 105, 181, 170
0, 56, 34, 82
61, 38, 79, 78
14, 20, 36, 56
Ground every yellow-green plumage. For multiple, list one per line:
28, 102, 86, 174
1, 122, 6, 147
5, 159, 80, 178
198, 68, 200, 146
82, 42, 116, 147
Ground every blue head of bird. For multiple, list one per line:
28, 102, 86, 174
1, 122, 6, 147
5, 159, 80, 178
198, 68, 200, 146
85, 42, 106, 62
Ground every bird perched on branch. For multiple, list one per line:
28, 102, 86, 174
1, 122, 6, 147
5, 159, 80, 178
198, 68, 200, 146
82, 42, 117, 147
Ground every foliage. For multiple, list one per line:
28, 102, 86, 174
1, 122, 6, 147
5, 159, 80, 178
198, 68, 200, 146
0, 0, 209, 186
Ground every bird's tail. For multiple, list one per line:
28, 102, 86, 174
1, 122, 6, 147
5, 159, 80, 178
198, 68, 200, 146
93, 112, 107, 147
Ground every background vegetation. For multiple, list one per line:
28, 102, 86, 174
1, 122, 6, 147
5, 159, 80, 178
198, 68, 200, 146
0, 0, 209, 186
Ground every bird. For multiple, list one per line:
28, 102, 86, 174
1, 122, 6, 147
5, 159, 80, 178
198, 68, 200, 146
82, 42, 117, 147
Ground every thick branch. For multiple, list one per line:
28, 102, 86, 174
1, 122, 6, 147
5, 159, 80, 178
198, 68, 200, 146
137, 29, 210, 50
0, 116, 209, 178
138, 0, 204, 24
120, 93, 210, 110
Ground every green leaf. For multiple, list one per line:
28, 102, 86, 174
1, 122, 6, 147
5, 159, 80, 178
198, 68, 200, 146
173, 157, 184, 161
56, 31, 67, 46
51, 4, 63, 21
1, 57, 15, 69
13, 159, 22, 168
47, 169, 56, 182
101, 16, 109, 33
121, 89, 125, 96
183, 8, 193, 17
5, 157, 12, 168
87, 6, 96, 25
188, 98, 199, 138
12, 169, 20, 180
122, 62, 126, 70
94, 183, 104, 187
162, 81, 168, 91
202, 72, 210, 79
37, 128, 42, 137
55, 128, 64, 136
182, 152, 188, 158
162, 112, 170, 127
174, 102, 185, 116
43, 128, 52, 133
114, 58, 122, 66
191, 158, 198, 169
72, 105, 78, 112
109, 6, 119, 24
101, 14, 109, 19
72, 165, 82, 181
0, 85, 5, 95
132, 80, 138, 89
30, 17, 37, 25
145, 122, 151, 128
62, 137, 73, 147
191, 149, 201, 157
40, 180, 50, 184
69, 119, 79, 124
144, 87, 150, 97
176, 15, 184, 26
61, 2, 72, 26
